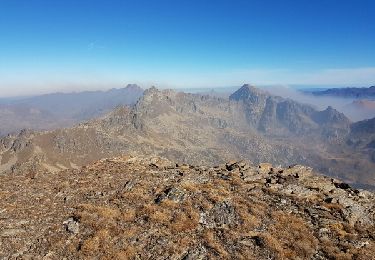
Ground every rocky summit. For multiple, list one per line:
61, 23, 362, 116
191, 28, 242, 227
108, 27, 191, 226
0, 155, 374, 259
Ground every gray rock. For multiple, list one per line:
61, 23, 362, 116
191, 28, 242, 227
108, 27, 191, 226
63, 217, 79, 234
200, 201, 238, 228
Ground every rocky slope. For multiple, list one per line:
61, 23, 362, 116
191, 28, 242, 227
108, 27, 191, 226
0, 85, 374, 189
0, 155, 373, 259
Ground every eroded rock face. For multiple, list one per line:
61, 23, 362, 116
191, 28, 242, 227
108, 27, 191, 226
0, 156, 373, 259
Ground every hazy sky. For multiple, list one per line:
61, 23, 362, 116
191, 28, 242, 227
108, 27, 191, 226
0, 0, 375, 96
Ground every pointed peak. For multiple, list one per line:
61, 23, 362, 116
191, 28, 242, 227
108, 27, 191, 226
229, 84, 268, 101
138, 87, 180, 106
314, 106, 350, 125
241, 84, 261, 91
242, 84, 255, 88
323, 105, 339, 114
324, 106, 344, 116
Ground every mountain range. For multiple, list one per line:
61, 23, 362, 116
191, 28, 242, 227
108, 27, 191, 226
1, 84, 374, 189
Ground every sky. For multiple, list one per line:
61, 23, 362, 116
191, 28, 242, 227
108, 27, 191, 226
0, 0, 375, 96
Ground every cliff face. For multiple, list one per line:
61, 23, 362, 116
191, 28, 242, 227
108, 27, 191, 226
0, 156, 374, 259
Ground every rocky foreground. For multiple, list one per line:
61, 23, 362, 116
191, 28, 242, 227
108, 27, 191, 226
0, 156, 374, 259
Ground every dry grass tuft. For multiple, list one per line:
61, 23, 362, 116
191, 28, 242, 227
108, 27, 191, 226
171, 209, 199, 232
263, 211, 318, 259
203, 230, 229, 258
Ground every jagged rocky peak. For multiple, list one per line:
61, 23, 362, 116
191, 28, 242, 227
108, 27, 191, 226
313, 106, 351, 126
143, 85, 159, 95
135, 86, 175, 107
229, 85, 270, 127
136, 86, 211, 115
229, 84, 269, 102
229, 85, 313, 133
4, 128, 35, 152
130, 87, 182, 130
140, 86, 178, 102
143, 86, 176, 95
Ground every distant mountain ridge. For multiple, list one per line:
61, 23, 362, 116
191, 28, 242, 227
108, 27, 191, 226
0, 84, 143, 136
15, 84, 143, 119
305, 85, 375, 98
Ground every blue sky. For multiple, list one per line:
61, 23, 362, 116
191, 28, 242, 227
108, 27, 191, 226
0, 0, 375, 96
